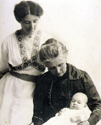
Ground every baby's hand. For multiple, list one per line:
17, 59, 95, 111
56, 110, 62, 116
55, 108, 66, 116
60, 108, 67, 112
70, 116, 81, 123
56, 108, 68, 116
77, 121, 90, 125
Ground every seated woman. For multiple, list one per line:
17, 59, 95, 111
33, 38, 101, 125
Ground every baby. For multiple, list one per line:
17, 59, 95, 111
42, 92, 91, 125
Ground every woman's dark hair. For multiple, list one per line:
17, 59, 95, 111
39, 38, 68, 62
14, 1, 44, 22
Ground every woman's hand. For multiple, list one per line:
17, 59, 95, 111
77, 121, 90, 125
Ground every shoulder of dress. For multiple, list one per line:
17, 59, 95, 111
37, 71, 53, 82
68, 63, 86, 80
3, 32, 16, 42
1, 32, 16, 47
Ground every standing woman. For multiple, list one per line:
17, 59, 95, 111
0, 1, 50, 125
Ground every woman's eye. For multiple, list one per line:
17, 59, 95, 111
58, 63, 63, 67
33, 19, 38, 23
24, 21, 30, 24
48, 67, 55, 70
58, 64, 62, 67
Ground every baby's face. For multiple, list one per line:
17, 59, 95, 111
70, 94, 86, 110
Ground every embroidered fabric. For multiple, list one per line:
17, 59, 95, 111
8, 30, 45, 72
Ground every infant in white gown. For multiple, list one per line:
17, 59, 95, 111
42, 92, 91, 125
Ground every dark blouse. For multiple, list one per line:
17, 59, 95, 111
33, 63, 101, 125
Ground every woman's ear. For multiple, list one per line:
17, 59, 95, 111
64, 54, 68, 62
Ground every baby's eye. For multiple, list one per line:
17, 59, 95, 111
78, 101, 81, 104
71, 100, 75, 102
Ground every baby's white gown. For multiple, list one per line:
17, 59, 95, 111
43, 107, 91, 125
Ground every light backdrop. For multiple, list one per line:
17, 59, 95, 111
0, 0, 101, 124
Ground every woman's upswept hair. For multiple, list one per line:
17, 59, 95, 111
39, 38, 68, 62
14, 1, 44, 22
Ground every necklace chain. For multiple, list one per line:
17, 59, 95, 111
49, 81, 54, 108
48, 79, 72, 109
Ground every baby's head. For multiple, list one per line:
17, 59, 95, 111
70, 92, 88, 110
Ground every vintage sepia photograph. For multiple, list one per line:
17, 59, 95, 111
0, 0, 101, 125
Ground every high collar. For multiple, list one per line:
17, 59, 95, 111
47, 63, 84, 81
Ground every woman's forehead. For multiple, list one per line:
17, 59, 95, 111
22, 14, 40, 21
44, 55, 66, 67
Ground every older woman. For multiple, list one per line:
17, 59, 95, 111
33, 38, 101, 125
0, 1, 51, 125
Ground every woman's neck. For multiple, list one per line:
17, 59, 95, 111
20, 29, 35, 38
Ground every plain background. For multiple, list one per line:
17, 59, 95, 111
0, 0, 101, 124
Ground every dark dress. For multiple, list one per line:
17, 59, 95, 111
33, 63, 101, 125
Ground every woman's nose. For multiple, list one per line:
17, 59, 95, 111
56, 67, 61, 73
30, 22, 35, 29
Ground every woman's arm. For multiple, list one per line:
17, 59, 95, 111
0, 39, 9, 78
83, 72, 101, 125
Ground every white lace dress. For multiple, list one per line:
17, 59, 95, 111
0, 30, 50, 125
